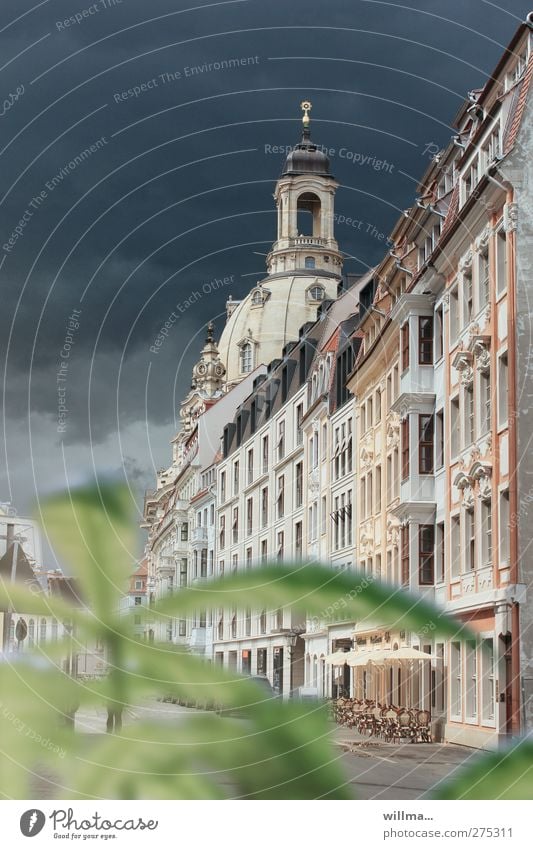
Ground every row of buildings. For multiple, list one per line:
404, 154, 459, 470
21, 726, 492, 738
142, 18, 533, 749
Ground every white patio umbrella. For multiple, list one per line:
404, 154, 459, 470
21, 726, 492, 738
325, 650, 350, 665
385, 647, 438, 662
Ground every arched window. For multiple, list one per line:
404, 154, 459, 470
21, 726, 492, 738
218, 617, 224, 640
251, 290, 263, 305
308, 285, 325, 302
304, 256, 316, 269
259, 610, 267, 635
240, 342, 253, 373
40, 618, 47, 643
28, 619, 35, 646
231, 614, 237, 638
297, 192, 321, 237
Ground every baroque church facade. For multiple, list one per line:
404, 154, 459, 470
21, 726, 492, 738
143, 17, 533, 749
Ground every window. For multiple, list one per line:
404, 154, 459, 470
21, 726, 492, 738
386, 454, 392, 505
375, 465, 381, 513
481, 638, 495, 722
219, 515, 226, 549
231, 614, 237, 638
436, 410, 444, 469
277, 420, 285, 461
463, 271, 473, 325
40, 618, 47, 643
435, 306, 443, 361
499, 489, 510, 565
478, 249, 489, 309
295, 461, 303, 507
277, 531, 284, 561
245, 609, 252, 638
246, 547, 252, 568
498, 351, 508, 427
233, 461, 239, 495
479, 368, 491, 435
220, 471, 226, 503
262, 435, 269, 473
277, 475, 285, 519
296, 403, 304, 445
180, 558, 187, 587
496, 228, 507, 296
450, 397, 460, 457
259, 611, 267, 635
465, 641, 478, 719
419, 414, 434, 474
219, 560, 225, 578
308, 284, 324, 300
246, 497, 253, 535
375, 389, 382, 423
401, 525, 409, 587
451, 641, 462, 718
451, 515, 461, 578
257, 647, 267, 674
247, 449, 254, 485
449, 287, 459, 341
178, 620, 186, 637
418, 316, 433, 364
401, 417, 410, 480
465, 508, 475, 571
419, 525, 435, 585
261, 487, 268, 528
464, 384, 475, 446
261, 539, 268, 563
232, 507, 239, 544
401, 322, 409, 371
366, 472, 373, 518
305, 256, 316, 269
481, 498, 492, 567
181, 522, 188, 542
240, 342, 253, 373
52, 620, 58, 642
436, 522, 445, 583
232, 554, 238, 574
295, 521, 303, 558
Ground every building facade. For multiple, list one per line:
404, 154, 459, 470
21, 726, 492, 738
144, 21, 533, 749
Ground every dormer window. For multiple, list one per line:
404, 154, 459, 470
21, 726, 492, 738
304, 256, 316, 269
307, 284, 325, 302
251, 290, 263, 305
239, 341, 253, 373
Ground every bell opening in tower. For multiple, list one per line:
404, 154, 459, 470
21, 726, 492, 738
296, 192, 321, 238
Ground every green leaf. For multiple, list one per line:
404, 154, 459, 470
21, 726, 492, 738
435, 739, 533, 800
37, 482, 138, 619
153, 563, 470, 640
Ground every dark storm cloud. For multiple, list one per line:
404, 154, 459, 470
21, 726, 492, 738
1, 0, 531, 512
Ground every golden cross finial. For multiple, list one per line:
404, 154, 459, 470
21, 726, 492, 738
301, 100, 312, 128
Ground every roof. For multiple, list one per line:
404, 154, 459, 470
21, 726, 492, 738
0, 543, 41, 592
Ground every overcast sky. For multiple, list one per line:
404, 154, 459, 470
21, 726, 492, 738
0, 0, 530, 556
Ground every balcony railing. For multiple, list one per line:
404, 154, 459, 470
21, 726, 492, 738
191, 526, 208, 543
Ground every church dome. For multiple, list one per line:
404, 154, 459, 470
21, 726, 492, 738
282, 138, 331, 178
218, 274, 338, 387
282, 100, 332, 177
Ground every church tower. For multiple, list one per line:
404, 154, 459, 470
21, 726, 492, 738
267, 101, 343, 277
218, 103, 343, 388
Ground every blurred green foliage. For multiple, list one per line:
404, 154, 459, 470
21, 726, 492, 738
0, 482, 529, 799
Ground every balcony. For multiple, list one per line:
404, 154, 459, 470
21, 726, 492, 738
191, 526, 208, 544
